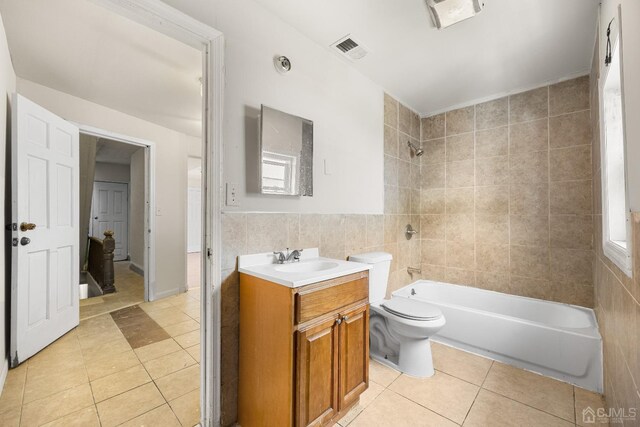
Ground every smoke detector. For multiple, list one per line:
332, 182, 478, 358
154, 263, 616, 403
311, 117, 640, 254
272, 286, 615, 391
330, 35, 369, 61
425, 0, 483, 29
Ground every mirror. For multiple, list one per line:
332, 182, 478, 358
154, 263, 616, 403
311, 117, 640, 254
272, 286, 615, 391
259, 105, 313, 196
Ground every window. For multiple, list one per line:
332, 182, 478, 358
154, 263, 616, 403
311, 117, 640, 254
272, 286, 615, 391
261, 151, 297, 194
600, 40, 632, 276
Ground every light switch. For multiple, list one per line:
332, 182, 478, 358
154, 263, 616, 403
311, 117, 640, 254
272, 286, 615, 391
156, 208, 162, 216
324, 159, 332, 175
226, 182, 239, 207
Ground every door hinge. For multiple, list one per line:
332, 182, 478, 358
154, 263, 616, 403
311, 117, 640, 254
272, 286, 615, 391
6, 223, 16, 231
12, 238, 18, 247
207, 248, 212, 258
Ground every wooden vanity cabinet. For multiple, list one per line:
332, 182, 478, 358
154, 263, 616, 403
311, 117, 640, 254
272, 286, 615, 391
238, 270, 370, 427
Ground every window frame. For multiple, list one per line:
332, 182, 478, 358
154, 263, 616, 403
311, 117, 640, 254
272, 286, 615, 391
599, 26, 633, 277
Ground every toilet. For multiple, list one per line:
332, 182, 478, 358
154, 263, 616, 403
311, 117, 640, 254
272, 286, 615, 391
349, 252, 445, 378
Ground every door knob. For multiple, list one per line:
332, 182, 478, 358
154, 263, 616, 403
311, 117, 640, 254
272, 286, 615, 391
20, 237, 30, 246
335, 318, 343, 325
20, 222, 36, 232
94, 217, 98, 220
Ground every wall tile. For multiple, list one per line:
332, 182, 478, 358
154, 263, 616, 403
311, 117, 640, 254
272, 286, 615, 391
550, 180, 592, 214
421, 215, 446, 240
446, 133, 474, 162
446, 159, 475, 188
475, 97, 508, 130
384, 185, 398, 214
222, 213, 246, 270
319, 215, 345, 257
550, 215, 593, 249
246, 213, 287, 254
398, 187, 411, 215
510, 245, 550, 279
509, 151, 549, 184
299, 214, 321, 248
411, 111, 421, 139
398, 103, 412, 135
475, 214, 509, 244
509, 119, 548, 154
411, 189, 421, 214
510, 183, 549, 216
421, 264, 447, 282
421, 163, 446, 189
476, 271, 510, 293
476, 126, 508, 158
445, 267, 475, 286
384, 93, 398, 128
476, 156, 509, 186
384, 243, 399, 272
410, 164, 421, 190
384, 155, 398, 186
549, 110, 591, 149
366, 215, 384, 247
510, 215, 550, 247
475, 186, 508, 215
445, 188, 474, 214
509, 87, 548, 123
422, 138, 445, 164
549, 76, 589, 116
384, 215, 398, 244
398, 160, 412, 188
400, 135, 422, 164
345, 215, 367, 254
422, 239, 446, 266
287, 214, 300, 248
476, 244, 509, 272
446, 214, 475, 243
446, 241, 475, 269
384, 125, 398, 157
550, 248, 593, 286
446, 106, 475, 136
421, 113, 445, 140
510, 276, 552, 300
420, 188, 445, 214
550, 145, 591, 181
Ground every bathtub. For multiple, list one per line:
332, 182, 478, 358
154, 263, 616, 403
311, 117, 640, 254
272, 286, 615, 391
393, 280, 603, 392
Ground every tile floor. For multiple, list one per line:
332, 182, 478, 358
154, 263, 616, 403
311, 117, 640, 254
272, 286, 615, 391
339, 342, 609, 427
0, 288, 201, 427
80, 262, 145, 320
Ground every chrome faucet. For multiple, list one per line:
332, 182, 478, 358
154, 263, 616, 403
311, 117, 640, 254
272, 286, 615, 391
273, 248, 303, 264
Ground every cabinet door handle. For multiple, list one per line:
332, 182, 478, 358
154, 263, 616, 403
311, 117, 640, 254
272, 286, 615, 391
335, 318, 342, 325
342, 315, 349, 322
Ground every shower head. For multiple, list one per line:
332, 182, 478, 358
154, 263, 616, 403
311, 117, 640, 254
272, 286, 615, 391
407, 141, 424, 157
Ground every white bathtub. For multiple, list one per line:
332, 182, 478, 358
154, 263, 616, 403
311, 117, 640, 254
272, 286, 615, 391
393, 280, 603, 392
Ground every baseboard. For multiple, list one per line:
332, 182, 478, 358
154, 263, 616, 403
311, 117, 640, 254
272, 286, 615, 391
150, 287, 180, 301
129, 262, 144, 276
0, 358, 8, 397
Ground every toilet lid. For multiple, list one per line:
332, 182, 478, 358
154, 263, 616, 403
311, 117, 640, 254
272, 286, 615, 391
381, 297, 443, 321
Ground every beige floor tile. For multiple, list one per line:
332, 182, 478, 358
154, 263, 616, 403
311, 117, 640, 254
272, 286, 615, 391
369, 359, 401, 387
81, 335, 132, 360
389, 371, 479, 424
0, 406, 20, 427
147, 308, 192, 328
0, 364, 27, 415
337, 381, 385, 426
78, 327, 125, 349
155, 365, 200, 401
174, 330, 200, 349
186, 344, 200, 363
464, 389, 573, 427
85, 350, 141, 381
41, 405, 100, 427
120, 404, 182, 427
23, 364, 89, 404
139, 299, 174, 313
96, 383, 165, 427
350, 390, 457, 427
431, 342, 493, 386
163, 319, 200, 337
20, 383, 94, 426
482, 362, 575, 422
26, 352, 85, 381
90, 364, 152, 402
575, 386, 609, 426
143, 349, 197, 380
135, 338, 182, 362
169, 389, 200, 427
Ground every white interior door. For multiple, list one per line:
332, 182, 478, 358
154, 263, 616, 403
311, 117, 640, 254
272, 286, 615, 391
10, 94, 80, 366
91, 182, 129, 261
187, 187, 202, 253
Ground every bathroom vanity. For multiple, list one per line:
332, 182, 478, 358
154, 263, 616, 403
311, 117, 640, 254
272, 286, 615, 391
237, 249, 371, 427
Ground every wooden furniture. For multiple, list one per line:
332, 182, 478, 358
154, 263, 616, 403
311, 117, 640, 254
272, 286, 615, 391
238, 270, 370, 427
87, 230, 116, 294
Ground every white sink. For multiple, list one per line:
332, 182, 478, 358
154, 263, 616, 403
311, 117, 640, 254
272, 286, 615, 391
274, 261, 339, 273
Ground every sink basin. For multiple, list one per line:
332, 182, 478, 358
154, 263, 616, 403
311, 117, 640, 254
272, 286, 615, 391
274, 261, 339, 273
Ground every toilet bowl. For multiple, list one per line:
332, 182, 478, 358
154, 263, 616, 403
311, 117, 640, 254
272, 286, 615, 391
349, 252, 446, 378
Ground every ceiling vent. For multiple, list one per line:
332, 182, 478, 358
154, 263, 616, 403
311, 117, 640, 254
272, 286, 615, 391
426, 0, 483, 29
331, 35, 369, 61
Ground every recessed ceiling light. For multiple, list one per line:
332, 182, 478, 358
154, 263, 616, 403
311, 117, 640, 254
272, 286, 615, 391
425, 0, 483, 29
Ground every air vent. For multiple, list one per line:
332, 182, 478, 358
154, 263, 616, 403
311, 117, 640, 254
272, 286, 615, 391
330, 35, 369, 61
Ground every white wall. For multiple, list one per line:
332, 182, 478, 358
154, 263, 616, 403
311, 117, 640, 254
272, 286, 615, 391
17, 78, 190, 299
94, 162, 130, 183
129, 148, 145, 269
164, 0, 384, 214
600, 0, 640, 211
0, 13, 16, 388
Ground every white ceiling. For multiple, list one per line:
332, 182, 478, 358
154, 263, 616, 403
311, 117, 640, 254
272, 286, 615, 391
0, 0, 202, 136
95, 137, 141, 165
252, 0, 599, 115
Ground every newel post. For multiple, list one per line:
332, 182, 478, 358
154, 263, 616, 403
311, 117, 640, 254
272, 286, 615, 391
102, 230, 116, 294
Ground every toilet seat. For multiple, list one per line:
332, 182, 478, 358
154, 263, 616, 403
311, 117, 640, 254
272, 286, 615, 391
381, 297, 442, 321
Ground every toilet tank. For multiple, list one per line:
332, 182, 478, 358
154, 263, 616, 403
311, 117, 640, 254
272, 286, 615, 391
348, 252, 392, 303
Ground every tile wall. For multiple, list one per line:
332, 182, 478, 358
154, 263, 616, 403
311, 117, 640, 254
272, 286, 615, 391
590, 38, 640, 417
397, 76, 594, 307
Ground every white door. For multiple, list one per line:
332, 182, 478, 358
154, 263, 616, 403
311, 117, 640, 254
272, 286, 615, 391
11, 94, 80, 366
187, 187, 202, 253
91, 182, 128, 261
